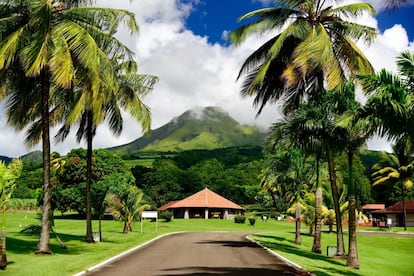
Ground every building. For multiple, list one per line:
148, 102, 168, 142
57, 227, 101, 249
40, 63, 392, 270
361, 203, 385, 223
372, 200, 414, 227
158, 188, 244, 220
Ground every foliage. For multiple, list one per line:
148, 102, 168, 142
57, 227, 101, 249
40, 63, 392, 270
229, 0, 375, 116
105, 186, 151, 233
248, 217, 256, 226
134, 148, 263, 207
53, 149, 135, 216
0, 158, 22, 269
234, 215, 246, 224
13, 161, 42, 199
159, 211, 173, 222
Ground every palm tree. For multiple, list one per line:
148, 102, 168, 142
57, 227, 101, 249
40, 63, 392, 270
358, 51, 414, 147
0, 159, 22, 269
262, 133, 315, 245
336, 82, 372, 268
106, 186, 150, 233
229, 0, 376, 116
54, 56, 157, 242
0, 0, 138, 253
371, 140, 414, 230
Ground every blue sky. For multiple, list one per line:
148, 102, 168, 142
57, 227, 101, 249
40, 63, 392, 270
0, 0, 413, 157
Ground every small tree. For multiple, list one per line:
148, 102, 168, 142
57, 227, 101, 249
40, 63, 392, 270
0, 159, 23, 269
106, 186, 150, 233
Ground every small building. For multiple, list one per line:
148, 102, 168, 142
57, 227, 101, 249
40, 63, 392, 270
158, 188, 244, 220
361, 203, 385, 222
372, 200, 414, 227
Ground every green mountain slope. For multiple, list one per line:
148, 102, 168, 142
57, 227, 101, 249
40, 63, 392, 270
110, 106, 267, 154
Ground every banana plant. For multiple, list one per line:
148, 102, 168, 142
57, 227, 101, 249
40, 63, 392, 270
0, 159, 22, 269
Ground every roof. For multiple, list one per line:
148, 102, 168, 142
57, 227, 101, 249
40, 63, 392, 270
159, 188, 244, 210
362, 204, 385, 210
158, 200, 180, 212
372, 200, 414, 214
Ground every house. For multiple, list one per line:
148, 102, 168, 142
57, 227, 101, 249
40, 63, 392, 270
158, 188, 244, 220
361, 203, 385, 221
371, 200, 414, 227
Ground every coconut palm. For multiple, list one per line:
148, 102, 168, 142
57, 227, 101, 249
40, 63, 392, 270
229, 0, 376, 116
286, 88, 353, 254
106, 186, 150, 233
0, 0, 138, 252
0, 159, 22, 269
358, 51, 414, 146
262, 133, 315, 245
371, 140, 414, 230
53, 56, 157, 242
336, 82, 372, 268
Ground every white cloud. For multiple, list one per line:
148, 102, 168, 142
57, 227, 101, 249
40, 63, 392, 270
0, 0, 413, 157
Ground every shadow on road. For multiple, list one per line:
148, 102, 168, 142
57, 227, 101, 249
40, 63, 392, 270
161, 266, 311, 276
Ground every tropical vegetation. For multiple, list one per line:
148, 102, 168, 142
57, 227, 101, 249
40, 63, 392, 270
0, 0, 412, 273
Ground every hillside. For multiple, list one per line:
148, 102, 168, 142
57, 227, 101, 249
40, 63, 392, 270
110, 106, 267, 155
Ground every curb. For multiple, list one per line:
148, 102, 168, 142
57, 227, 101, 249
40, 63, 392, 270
73, 232, 184, 276
245, 235, 315, 275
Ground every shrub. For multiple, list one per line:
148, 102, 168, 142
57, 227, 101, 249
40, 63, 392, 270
248, 217, 256, 226
234, 215, 246, 224
159, 211, 173, 222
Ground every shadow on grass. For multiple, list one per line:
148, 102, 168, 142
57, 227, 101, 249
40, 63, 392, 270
7, 232, 89, 255
253, 234, 360, 276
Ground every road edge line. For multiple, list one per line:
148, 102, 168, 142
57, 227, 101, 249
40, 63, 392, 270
73, 232, 185, 276
245, 235, 314, 274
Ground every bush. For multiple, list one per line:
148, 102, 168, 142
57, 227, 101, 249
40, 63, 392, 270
248, 217, 256, 226
234, 215, 246, 224
159, 211, 173, 222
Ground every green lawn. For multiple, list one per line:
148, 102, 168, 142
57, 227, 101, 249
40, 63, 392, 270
3, 212, 414, 276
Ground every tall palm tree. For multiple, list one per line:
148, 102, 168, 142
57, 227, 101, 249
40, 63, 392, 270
54, 57, 157, 242
262, 130, 315, 245
0, 0, 138, 253
336, 82, 372, 268
371, 140, 414, 230
229, 0, 376, 116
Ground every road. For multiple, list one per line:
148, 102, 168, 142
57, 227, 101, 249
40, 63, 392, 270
86, 232, 309, 276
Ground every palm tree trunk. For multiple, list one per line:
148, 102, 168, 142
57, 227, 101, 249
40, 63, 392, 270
0, 229, 7, 269
85, 110, 94, 243
346, 151, 359, 269
99, 216, 102, 242
327, 147, 345, 257
312, 156, 322, 253
401, 182, 407, 230
36, 69, 52, 254
295, 201, 301, 245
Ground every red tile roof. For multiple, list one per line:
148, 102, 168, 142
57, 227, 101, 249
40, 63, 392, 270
158, 200, 180, 212
372, 200, 414, 214
159, 188, 244, 210
362, 204, 385, 210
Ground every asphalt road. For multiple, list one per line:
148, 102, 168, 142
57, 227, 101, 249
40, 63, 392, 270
86, 232, 309, 276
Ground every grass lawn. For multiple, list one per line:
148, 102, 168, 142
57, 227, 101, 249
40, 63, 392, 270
3, 212, 414, 276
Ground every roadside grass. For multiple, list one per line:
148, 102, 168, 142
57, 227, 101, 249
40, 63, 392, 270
3, 212, 414, 276
253, 229, 414, 276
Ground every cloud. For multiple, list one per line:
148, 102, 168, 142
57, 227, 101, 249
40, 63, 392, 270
0, 0, 413, 157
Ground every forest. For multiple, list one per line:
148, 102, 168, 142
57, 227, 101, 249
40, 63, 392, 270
11, 146, 412, 217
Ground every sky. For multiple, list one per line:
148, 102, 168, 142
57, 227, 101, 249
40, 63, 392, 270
0, 0, 413, 158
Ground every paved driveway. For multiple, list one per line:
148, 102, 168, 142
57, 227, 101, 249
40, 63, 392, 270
85, 232, 309, 276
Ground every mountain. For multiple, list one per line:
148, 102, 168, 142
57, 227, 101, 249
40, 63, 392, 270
110, 106, 268, 154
